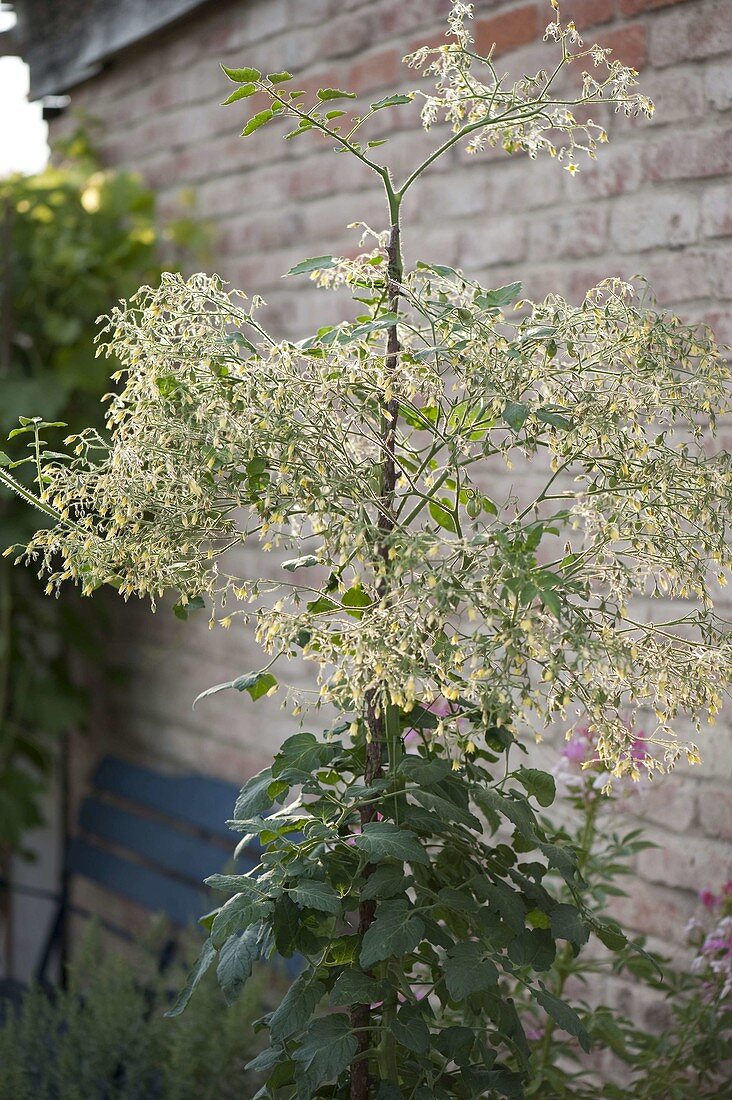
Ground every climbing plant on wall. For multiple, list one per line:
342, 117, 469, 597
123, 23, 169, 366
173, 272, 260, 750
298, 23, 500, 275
3, 4, 730, 1098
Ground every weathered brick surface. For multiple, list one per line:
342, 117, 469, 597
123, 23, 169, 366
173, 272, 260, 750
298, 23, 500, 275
48, 0, 732, 1031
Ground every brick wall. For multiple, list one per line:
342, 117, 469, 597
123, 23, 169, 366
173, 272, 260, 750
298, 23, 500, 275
49, 0, 731, 1015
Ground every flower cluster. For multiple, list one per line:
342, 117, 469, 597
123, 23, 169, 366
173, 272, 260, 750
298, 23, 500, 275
686, 884, 732, 1003
8, 255, 730, 776
404, 1, 654, 168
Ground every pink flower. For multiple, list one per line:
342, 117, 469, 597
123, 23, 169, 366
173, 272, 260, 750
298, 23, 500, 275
700, 890, 719, 910
722, 881, 732, 897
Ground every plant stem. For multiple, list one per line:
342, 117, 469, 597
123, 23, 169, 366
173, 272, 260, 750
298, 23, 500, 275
350, 187, 403, 1100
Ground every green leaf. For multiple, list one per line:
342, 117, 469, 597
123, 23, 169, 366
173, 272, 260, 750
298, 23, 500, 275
507, 928, 556, 972
211, 892, 260, 948
371, 93, 413, 110
474, 787, 537, 840
282, 554, 320, 571
503, 401, 529, 432
236, 670, 278, 700
268, 71, 293, 83
242, 108, 274, 136
533, 982, 591, 1052
222, 84, 257, 104
292, 1014, 358, 1087
164, 937, 216, 1017
360, 900, 424, 968
192, 669, 277, 706
216, 925, 262, 1004
444, 942, 499, 1000
317, 88, 357, 101
399, 756, 452, 786
341, 584, 371, 617
270, 975, 325, 1042
536, 407, 573, 431
550, 904, 590, 947
429, 499, 457, 533
0, 452, 10, 467
391, 1006, 430, 1054
272, 732, 335, 778
594, 923, 628, 952
515, 768, 556, 808
476, 282, 522, 309
360, 864, 409, 902
435, 1026, 475, 1065
329, 967, 381, 1006
172, 594, 205, 620
233, 767, 273, 819
287, 255, 337, 276
353, 822, 430, 866
289, 879, 342, 915
222, 65, 262, 82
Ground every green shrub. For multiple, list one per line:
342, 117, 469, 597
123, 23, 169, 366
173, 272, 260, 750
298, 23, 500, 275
0, 926, 271, 1099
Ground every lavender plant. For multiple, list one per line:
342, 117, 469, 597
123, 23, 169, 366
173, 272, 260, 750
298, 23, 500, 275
1, 3, 730, 1098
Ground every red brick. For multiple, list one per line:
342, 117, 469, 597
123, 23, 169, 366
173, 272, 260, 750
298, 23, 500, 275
650, 0, 732, 67
346, 47, 401, 93
643, 127, 732, 183
702, 185, 732, 239
560, 0, 614, 29
620, 0, 690, 13
600, 23, 647, 70
699, 784, 732, 840
474, 4, 540, 59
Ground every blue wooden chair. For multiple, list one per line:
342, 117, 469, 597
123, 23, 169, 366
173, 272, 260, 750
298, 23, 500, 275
33, 754, 252, 984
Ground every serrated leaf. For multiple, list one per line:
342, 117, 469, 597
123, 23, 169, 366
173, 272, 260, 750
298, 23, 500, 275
503, 401, 529, 432
289, 879, 342, 914
444, 942, 499, 1000
211, 893, 260, 948
594, 923, 628, 952
317, 88, 357, 101
474, 787, 537, 840
222, 65, 262, 82
268, 71, 293, 83
270, 975, 325, 1042
292, 1014, 358, 1087
233, 767, 273, 819
360, 864, 409, 902
399, 756, 452, 786
287, 255, 337, 276
515, 768, 556, 808
222, 84, 257, 104
550, 903, 589, 947
353, 821, 429, 866
360, 900, 424, 968
371, 93, 413, 110
329, 967, 381, 1006
533, 982, 591, 1052
242, 108, 274, 136
477, 282, 522, 309
272, 732, 335, 778
507, 928, 556, 972
392, 1006, 430, 1053
164, 937, 216, 1017
217, 925, 262, 1004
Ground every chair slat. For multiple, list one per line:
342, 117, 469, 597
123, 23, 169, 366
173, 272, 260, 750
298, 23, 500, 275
78, 797, 248, 884
93, 756, 241, 840
67, 838, 208, 928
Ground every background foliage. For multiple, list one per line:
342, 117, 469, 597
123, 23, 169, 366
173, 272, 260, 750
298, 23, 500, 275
0, 128, 204, 857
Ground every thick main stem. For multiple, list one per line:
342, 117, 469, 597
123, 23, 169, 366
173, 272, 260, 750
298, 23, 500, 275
349, 210, 403, 1100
